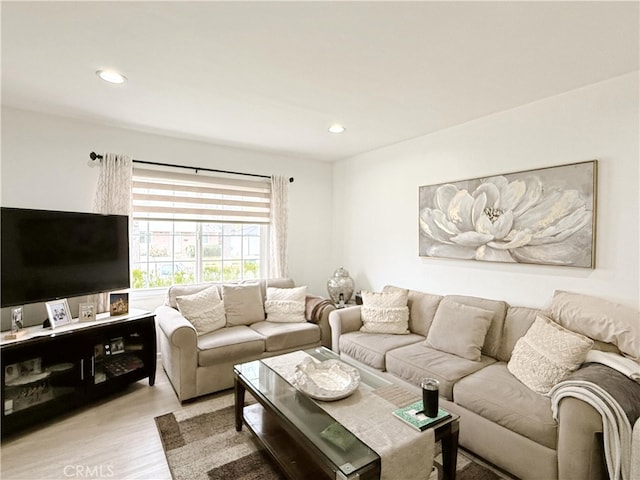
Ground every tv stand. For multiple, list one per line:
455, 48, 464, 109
1, 309, 156, 437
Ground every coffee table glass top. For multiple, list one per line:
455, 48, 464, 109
234, 347, 394, 477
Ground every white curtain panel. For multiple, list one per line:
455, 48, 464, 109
269, 175, 289, 279
91, 152, 133, 312
94, 152, 133, 215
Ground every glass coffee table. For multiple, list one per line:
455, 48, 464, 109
234, 347, 459, 480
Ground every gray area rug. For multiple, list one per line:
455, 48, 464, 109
155, 392, 507, 480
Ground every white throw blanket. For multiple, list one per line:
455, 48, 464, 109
263, 351, 435, 480
550, 380, 634, 480
633, 418, 640, 480
585, 350, 640, 383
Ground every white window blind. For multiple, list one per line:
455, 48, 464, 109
132, 168, 271, 223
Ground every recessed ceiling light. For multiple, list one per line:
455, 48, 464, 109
96, 69, 127, 84
328, 124, 346, 134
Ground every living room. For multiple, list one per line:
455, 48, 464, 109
1, 2, 638, 480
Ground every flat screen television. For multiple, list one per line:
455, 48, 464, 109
1, 207, 130, 307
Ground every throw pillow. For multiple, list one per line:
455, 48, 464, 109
265, 286, 307, 323
222, 283, 265, 326
359, 289, 410, 335
175, 285, 226, 335
507, 314, 594, 395
544, 290, 639, 361
424, 299, 493, 361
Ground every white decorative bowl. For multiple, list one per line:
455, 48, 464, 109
293, 357, 360, 401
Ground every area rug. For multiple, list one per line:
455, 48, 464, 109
155, 392, 509, 480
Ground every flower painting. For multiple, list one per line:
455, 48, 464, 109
419, 161, 597, 267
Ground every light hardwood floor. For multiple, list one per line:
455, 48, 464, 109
1, 359, 182, 480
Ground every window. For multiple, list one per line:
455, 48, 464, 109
130, 169, 271, 289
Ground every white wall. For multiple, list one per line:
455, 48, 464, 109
3, 71, 638, 322
1, 107, 334, 318
332, 72, 639, 309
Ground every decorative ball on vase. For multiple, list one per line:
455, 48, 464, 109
327, 266, 355, 307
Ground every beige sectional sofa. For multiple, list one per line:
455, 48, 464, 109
156, 278, 334, 401
329, 286, 640, 480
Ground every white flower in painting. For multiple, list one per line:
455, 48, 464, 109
419, 176, 592, 264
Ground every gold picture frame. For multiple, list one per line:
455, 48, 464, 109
418, 160, 597, 268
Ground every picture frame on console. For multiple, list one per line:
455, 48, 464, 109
109, 292, 129, 316
11, 306, 23, 331
78, 302, 97, 322
3, 306, 26, 340
45, 299, 72, 329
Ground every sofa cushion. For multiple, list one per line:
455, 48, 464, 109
454, 363, 558, 449
339, 331, 424, 370
264, 286, 307, 323
196, 325, 265, 366
384, 286, 443, 336
223, 283, 265, 326
544, 290, 640, 360
251, 320, 320, 352
507, 315, 593, 395
497, 306, 540, 362
360, 289, 410, 335
444, 294, 507, 359
425, 299, 493, 361
175, 285, 226, 335
385, 342, 496, 400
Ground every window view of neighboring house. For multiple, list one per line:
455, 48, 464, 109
130, 169, 271, 289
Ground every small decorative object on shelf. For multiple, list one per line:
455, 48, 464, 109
4, 307, 26, 340
355, 292, 363, 305
327, 266, 355, 306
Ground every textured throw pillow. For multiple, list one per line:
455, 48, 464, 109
222, 283, 265, 326
265, 286, 307, 323
544, 290, 639, 361
175, 285, 226, 335
424, 299, 493, 361
507, 315, 594, 395
359, 289, 410, 335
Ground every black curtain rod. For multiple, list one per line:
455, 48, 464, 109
89, 152, 294, 183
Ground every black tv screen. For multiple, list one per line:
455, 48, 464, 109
1, 207, 130, 307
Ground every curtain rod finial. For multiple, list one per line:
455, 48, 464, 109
88, 151, 103, 167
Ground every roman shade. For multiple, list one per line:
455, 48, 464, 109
132, 168, 271, 223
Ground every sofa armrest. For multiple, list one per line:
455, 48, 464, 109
305, 296, 336, 348
557, 397, 606, 479
156, 305, 197, 348
155, 305, 198, 401
328, 306, 363, 353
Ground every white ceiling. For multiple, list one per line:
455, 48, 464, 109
2, 1, 638, 162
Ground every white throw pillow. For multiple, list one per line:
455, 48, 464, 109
176, 285, 226, 335
507, 315, 593, 395
265, 286, 307, 323
360, 289, 410, 335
